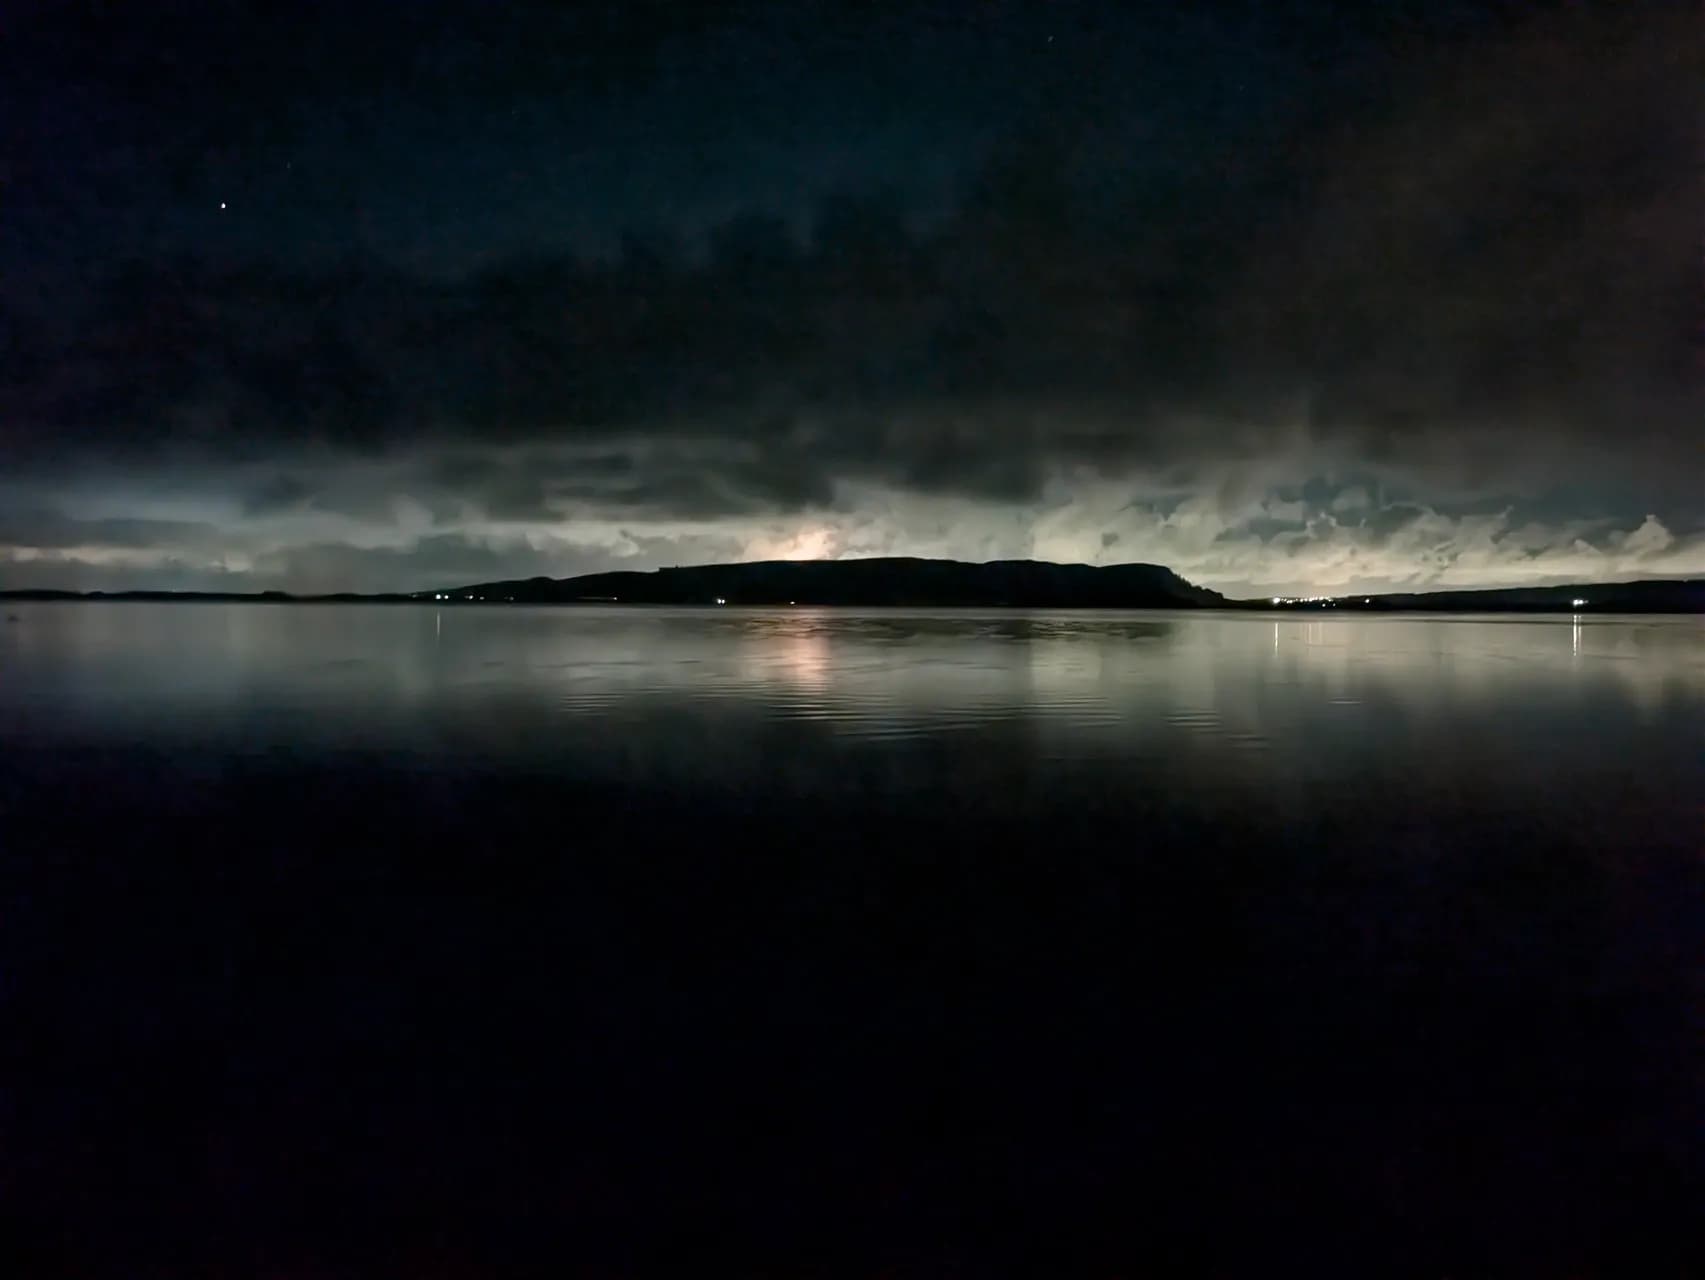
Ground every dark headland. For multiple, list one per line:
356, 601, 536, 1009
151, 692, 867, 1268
442, 558, 1225, 608
1, 558, 1700, 611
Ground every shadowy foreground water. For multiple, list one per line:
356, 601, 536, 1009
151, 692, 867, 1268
3, 605, 1700, 1275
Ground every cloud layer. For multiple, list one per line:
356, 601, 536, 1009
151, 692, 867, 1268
2, 5, 1698, 595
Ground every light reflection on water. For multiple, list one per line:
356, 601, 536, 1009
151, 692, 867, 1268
2, 604, 1701, 821
6, 603, 1701, 1269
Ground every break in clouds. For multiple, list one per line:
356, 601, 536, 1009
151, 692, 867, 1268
1, 6, 1698, 597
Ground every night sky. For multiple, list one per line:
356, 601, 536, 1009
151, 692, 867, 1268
2, 0, 1698, 596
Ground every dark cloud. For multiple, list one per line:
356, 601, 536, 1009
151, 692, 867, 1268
0, 550, 248, 594
249, 534, 602, 593
0, 508, 220, 551
0, 3, 1697, 595
242, 474, 314, 516
414, 446, 835, 523
10, 6, 1692, 504
1359, 504, 1435, 546
1260, 7, 1701, 454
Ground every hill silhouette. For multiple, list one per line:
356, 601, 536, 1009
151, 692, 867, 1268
3, 563, 1700, 612
445, 557, 1225, 608
1315, 579, 1704, 614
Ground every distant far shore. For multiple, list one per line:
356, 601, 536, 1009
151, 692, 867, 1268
3, 556, 1701, 614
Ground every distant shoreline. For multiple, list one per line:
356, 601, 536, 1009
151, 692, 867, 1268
4, 583, 1701, 615
4, 557, 1700, 613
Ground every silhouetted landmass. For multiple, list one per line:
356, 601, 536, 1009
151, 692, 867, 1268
1243, 579, 1705, 614
3, 563, 1701, 611
0, 589, 420, 603
448, 558, 1225, 608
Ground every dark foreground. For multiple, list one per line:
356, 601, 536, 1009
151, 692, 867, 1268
8, 759, 1699, 1277
3, 605, 1700, 1275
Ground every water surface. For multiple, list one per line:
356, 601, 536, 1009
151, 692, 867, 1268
4, 605, 1700, 1274
5, 603, 1699, 814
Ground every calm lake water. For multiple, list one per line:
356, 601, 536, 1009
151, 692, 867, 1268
5, 604, 1702, 1275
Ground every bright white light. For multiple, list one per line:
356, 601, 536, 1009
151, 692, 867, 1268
1271, 597, 1282, 605
714, 597, 727, 606
219, 202, 226, 210
1572, 598, 1587, 607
